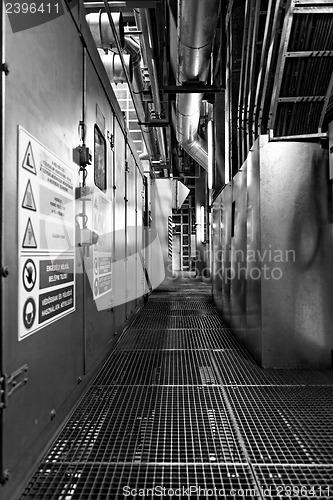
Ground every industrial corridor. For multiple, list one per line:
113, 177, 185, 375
19, 275, 333, 500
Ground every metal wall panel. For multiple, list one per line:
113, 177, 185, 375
220, 184, 233, 324
195, 168, 209, 278
212, 195, 223, 312
113, 119, 127, 331
152, 179, 172, 288
230, 167, 247, 341
260, 136, 333, 368
1, 8, 84, 489
136, 173, 145, 302
125, 150, 137, 316
245, 140, 262, 363
82, 56, 114, 371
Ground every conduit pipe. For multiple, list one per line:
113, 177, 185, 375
124, 36, 158, 160
134, 9, 167, 164
176, 0, 220, 171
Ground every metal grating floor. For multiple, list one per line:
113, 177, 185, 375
20, 276, 333, 499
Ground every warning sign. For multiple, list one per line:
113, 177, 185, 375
39, 285, 74, 324
22, 218, 37, 248
18, 127, 75, 341
22, 142, 37, 175
39, 259, 74, 289
23, 259, 37, 292
23, 298, 36, 329
22, 179, 36, 211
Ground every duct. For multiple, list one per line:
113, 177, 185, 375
86, 12, 124, 51
134, 9, 167, 164
124, 36, 158, 160
176, 0, 220, 171
99, 50, 133, 84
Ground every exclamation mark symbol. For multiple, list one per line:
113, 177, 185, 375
27, 153, 32, 168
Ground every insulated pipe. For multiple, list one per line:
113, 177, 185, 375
86, 12, 124, 51
124, 36, 158, 160
176, 0, 220, 171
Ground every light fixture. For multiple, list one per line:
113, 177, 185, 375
200, 205, 205, 242
207, 120, 213, 191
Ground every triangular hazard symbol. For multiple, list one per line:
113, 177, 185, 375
22, 218, 37, 248
22, 179, 36, 211
22, 142, 36, 175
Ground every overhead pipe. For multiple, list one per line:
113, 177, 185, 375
176, 0, 220, 171
134, 9, 167, 164
86, 11, 124, 51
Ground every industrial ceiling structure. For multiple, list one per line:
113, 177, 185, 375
84, 0, 333, 193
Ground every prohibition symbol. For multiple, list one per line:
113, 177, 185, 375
23, 259, 37, 292
94, 278, 99, 296
23, 298, 36, 330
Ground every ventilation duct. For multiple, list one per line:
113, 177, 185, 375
86, 12, 124, 51
172, 180, 190, 209
176, 0, 220, 171
99, 51, 133, 84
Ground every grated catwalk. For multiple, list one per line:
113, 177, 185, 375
20, 276, 333, 499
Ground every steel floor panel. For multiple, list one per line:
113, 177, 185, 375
21, 464, 258, 500
214, 351, 333, 386
144, 296, 215, 306
144, 304, 215, 312
225, 386, 333, 465
19, 277, 333, 499
253, 465, 333, 499
137, 309, 216, 317
35, 386, 245, 465
130, 314, 227, 329
93, 350, 220, 385
116, 330, 243, 351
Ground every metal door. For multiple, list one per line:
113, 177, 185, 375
0, 11, 84, 493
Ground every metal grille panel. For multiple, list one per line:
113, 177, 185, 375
214, 351, 333, 386
116, 330, 243, 351
94, 350, 220, 385
37, 386, 245, 465
130, 315, 227, 329
21, 464, 258, 500
19, 276, 333, 499
254, 465, 333, 499
226, 386, 333, 464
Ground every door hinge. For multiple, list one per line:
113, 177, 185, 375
0, 365, 28, 410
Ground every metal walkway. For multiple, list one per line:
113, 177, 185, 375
20, 276, 333, 499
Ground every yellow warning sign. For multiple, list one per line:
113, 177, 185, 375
22, 142, 36, 175
22, 179, 36, 211
22, 218, 37, 248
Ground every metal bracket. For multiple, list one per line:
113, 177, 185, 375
0, 365, 28, 410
